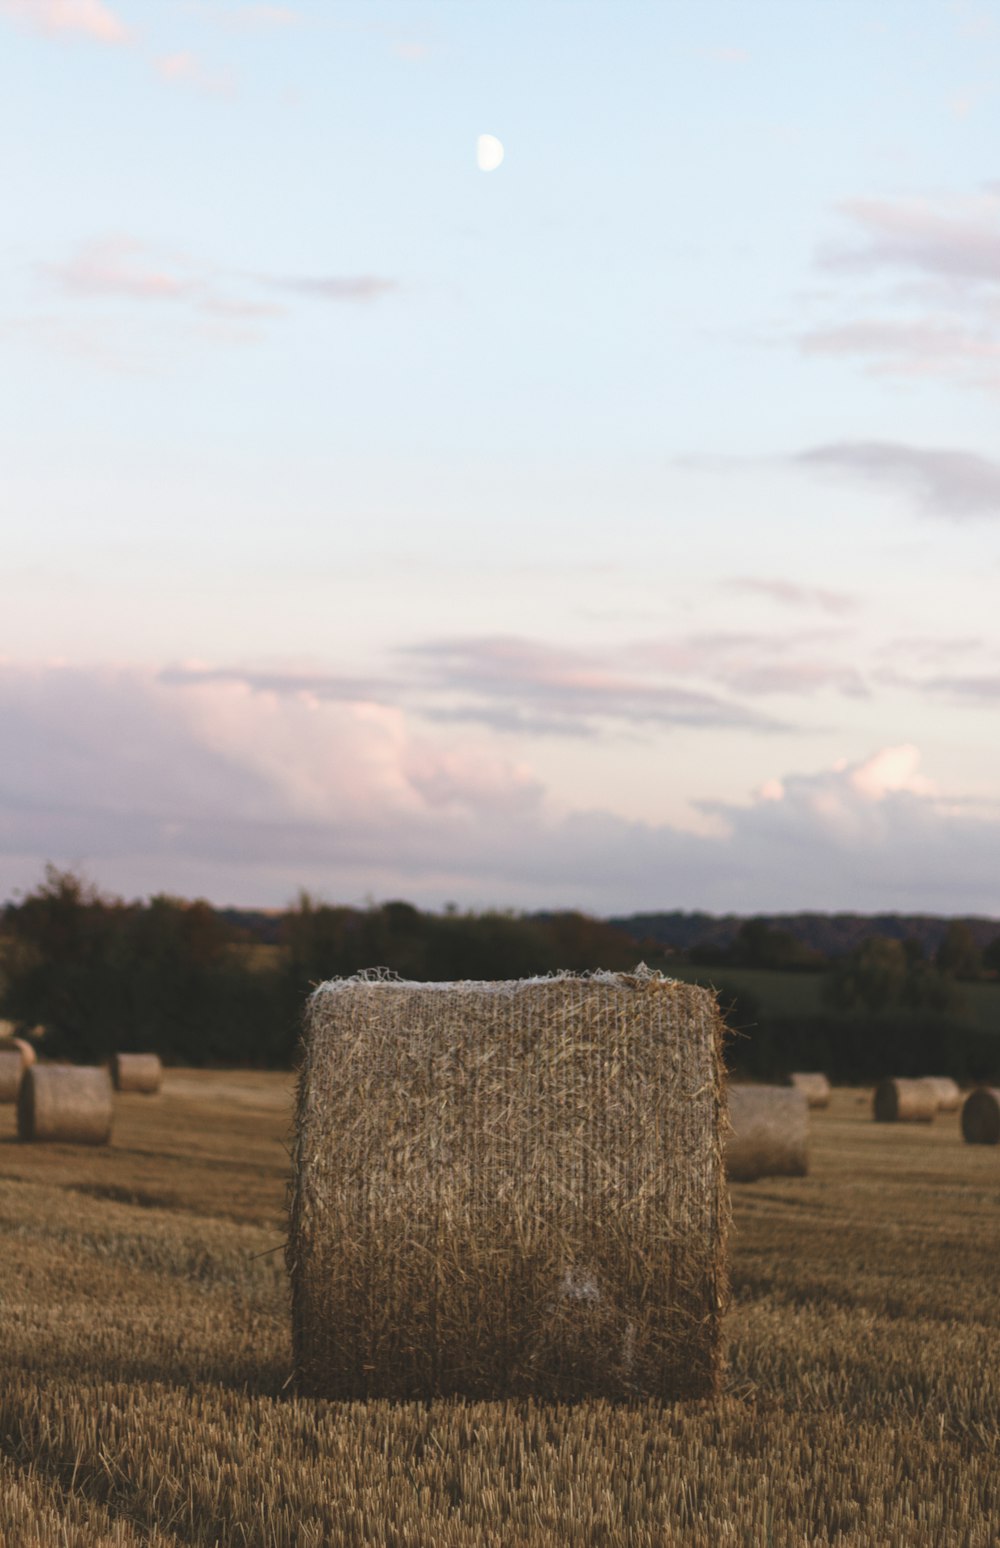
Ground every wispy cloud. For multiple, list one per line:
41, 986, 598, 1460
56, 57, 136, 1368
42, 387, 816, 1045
726, 576, 858, 616
0, 0, 128, 43
406, 635, 787, 735
45, 237, 194, 302
267, 275, 399, 303
156, 51, 235, 97
159, 663, 397, 702
800, 317, 1000, 390
820, 190, 1000, 287
803, 187, 1000, 393
36, 238, 398, 344
796, 441, 1000, 520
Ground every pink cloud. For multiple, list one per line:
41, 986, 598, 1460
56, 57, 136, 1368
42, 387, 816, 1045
805, 187, 1000, 393
0, 662, 997, 913
726, 576, 858, 616
45, 238, 194, 302
1, 0, 128, 42
156, 51, 234, 96
822, 191, 1000, 287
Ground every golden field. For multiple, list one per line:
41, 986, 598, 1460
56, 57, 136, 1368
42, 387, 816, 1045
0, 1074, 997, 1546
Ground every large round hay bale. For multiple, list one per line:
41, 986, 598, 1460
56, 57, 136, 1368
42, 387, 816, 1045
726, 1085, 808, 1182
17, 1065, 113, 1145
788, 1072, 831, 1108
291, 969, 729, 1402
0, 1036, 36, 1068
0, 1048, 24, 1103
961, 1087, 1000, 1145
920, 1076, 961, 1113
111, 1052, 162, 1094
872, 1077, 937, 1123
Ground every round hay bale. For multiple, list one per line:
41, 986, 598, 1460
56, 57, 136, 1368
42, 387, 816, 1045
0, 1036, 36, 1068
960, 1087, 1000, 1145
0, 1048, 25, 1104
111, 1052, 162, 1094
788, 1072, 831, 1108
920, 1076, 961, 1113
17, 1065, 113, 1146
726, 1085, 808, 1182
292, 969, 729, 1403
872, 1077, 937, 1123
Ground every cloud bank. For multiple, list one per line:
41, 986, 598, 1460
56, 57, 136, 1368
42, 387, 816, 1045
2, 662, 998, 914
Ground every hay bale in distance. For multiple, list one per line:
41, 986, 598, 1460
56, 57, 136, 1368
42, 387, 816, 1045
17, 1065, 113, 1146
788, 1072, 831, 1108
727, 1085, 808, 1182
872, 1078, 937, 1123
111, 1052, 163, 1094
961, 1088, 1000, 1145
290, 969, 729, 1403
920, 1076, 961, 1113
0, 1036, 36, 1068
0, 1049, 24, 1104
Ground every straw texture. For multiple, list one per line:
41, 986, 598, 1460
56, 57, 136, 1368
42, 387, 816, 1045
111, 1053, 163, 1094
0, 1050, 24, 1104
0, 1036, 36, 1068
788, 1072, 831, 1108
17, 1065, 113, 1145
290, 969, 729, 1402
920, 1076, 961, 1113
961, 1088, 1000, 1145
873, 1078, 937, 1123
726, 1086, 809, 1182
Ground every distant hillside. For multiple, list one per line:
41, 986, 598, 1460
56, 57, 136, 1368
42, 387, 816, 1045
610, 911, 1000, 959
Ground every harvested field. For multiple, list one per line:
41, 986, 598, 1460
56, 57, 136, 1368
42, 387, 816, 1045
0, 1076, 998, 1546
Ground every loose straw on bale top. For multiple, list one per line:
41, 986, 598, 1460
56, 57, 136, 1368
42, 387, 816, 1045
872, 1078, 937, 1123
17, 1065, 113, 1146
111, 1053, 163, 1094
788, 1072, 831, 1108
290, 968, 729, 1403
0, 1036, 36, 1069
0, 1049, 24, 1104
920, 1076, 961, 1113
726, 1085, 808, 1182
961, 1088, 1000, 1145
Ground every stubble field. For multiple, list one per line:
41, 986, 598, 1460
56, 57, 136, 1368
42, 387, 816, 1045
0, 1073, 997, 1546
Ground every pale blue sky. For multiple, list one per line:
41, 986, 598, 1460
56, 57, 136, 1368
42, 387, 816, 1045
2, 0, 1000, 911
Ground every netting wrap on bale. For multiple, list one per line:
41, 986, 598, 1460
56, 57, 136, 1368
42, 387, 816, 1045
873, 1078, 937, 1123
920, 1076, 961, 1113
961, 1088, 1000, 1145
289, 968, 729, 1403
726, 1086, 809, 1182
17, 1065, 113, 1146
111, 1053, 163, 1094
0, 1049, 24, 1104
788, 1072, 831, 1108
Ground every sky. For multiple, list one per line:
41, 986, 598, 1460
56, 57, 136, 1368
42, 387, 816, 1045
2, 0, 1000, 915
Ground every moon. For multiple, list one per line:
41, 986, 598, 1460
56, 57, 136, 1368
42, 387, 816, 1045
476, 134, 504, 172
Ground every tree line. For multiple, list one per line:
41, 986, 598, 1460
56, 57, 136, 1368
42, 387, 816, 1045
1, 868, 996, 1082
